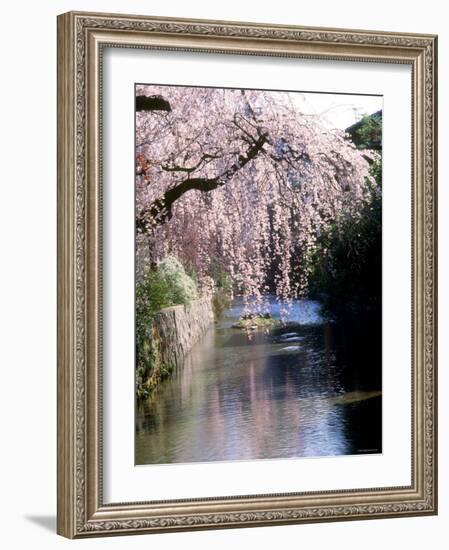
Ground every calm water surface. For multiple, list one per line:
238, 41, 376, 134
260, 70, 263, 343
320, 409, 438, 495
135, 297, 381, 464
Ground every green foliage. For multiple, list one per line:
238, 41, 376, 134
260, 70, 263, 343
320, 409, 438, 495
309, 158, 382, 317
347, 111, 382, 151
307, 111, 382, 318
157, 256, 198, 305
135, 256, 198, 398
135, 328, 161, 399
137, 268, 173, 320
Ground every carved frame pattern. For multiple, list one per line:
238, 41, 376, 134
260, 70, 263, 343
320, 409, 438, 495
57, 11, 437, 538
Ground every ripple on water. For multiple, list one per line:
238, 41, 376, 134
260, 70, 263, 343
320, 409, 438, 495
136, 297, 381, 465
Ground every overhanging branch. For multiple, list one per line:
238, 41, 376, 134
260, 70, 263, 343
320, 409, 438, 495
137, 133, 267, 231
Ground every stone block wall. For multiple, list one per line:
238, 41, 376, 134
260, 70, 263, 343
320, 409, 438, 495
152, 296, 213, 370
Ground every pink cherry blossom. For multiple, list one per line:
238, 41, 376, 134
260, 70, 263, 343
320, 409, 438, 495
135, 85, 376, 318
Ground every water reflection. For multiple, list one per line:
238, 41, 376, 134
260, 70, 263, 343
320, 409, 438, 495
136, 298, 381, 464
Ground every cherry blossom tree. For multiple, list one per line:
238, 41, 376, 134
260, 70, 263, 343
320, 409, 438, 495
135, 85, 376, 316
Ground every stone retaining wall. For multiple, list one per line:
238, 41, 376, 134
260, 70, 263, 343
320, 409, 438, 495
152, 296, 214, 371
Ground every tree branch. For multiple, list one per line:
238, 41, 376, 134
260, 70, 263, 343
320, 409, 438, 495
137, 133, 267, 231
161, 153, 221, 173
136, 95, 171, 112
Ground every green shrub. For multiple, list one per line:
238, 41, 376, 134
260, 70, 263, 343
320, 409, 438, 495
157, 256, 198, 305
137, 268, 173, 317
135, 256, 198, 397
136, 256, 198, 333
308, 162, 382, 317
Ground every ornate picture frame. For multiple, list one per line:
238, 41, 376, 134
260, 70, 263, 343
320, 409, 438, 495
57, 11, 437, 538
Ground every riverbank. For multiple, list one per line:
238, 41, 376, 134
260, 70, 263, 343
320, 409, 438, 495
137, 296, 213, 397
136, 296, 382, 464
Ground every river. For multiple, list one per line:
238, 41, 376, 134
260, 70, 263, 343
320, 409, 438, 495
136, 297, 382, 464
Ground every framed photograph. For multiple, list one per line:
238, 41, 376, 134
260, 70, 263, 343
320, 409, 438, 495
57, 11, 438, 538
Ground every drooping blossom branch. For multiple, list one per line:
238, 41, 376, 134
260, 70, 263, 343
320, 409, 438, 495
135, 85, 377, 315
137, 133, 267, 229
